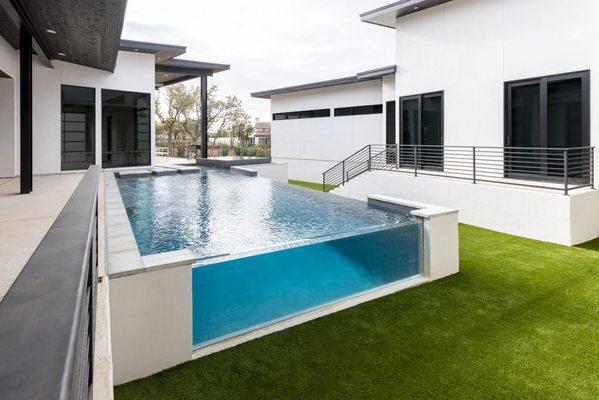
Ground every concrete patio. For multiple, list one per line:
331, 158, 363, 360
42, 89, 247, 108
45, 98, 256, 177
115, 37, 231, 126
0, 173, 83, 301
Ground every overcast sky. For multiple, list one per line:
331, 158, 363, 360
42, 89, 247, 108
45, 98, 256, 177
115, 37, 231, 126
122, 0, 395, 122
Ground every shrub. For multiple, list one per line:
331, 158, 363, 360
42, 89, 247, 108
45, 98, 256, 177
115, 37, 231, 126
220, 145, 230, 156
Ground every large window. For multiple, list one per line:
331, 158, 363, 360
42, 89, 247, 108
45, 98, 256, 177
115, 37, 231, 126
273, 108, 330, 120
505, 71, 590, 179
334, 104, 382, 117
102, 89, 151, 168
400, 92, 443, 170
61, 85, 95, 171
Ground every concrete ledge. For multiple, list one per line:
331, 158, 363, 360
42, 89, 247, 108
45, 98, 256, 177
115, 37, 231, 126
150, 167, 178, 176
195, 156, 271, 169
230, 166, 257, 177
117, 170, 152, 179
173, 165, 202, 174
367, 194, 459, 281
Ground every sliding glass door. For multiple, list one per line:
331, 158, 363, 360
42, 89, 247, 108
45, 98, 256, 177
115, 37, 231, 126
102, 90, 151, 168
61, 85, 95, 171
505, 71, 589, 181
400, 92, 443, 170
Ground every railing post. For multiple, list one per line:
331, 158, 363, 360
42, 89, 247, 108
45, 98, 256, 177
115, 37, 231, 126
368, 145, 372, 171
563, 148, 569, 195
342, 160, 345, 186
395, 144, 399, 169
414, 145, 418, 177
472, 146, 476, 184
322, 174, 325, 192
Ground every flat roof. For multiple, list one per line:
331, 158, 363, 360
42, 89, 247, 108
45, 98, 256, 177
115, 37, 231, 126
361, 0, 453, 28
251, 65, 396, 99
119, 40, 230, 88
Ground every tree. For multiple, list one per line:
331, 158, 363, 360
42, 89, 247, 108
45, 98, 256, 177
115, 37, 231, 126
155, 84, 195, 152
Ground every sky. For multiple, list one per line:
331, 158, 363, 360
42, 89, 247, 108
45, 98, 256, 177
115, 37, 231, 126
122, 0, 395, 122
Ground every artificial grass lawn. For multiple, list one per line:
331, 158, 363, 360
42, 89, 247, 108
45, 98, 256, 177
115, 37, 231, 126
115, 225, 599, 399
288, 179, 324, 191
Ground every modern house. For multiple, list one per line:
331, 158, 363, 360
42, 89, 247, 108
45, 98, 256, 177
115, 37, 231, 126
0, 0, 229, 193
252, 0, 599, 246
252, 118, 271, 146
252, 65, 396, 182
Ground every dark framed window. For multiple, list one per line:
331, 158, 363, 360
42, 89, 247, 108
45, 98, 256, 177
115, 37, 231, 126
399, 92, 444, 170
334, 104, 382, 117
504, 70, 590, 180
61, 85, 95, 171
273, 108, 330, 120
101, 89, 151, 168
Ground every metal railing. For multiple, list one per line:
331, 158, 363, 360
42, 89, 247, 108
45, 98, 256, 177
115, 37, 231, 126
323, 144, 595, 195
0, 166, 100, 399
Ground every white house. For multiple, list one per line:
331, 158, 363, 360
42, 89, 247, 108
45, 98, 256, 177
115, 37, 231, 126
252, 0, 599, 246
252, 66, 397, 182
0, 2, 228, 193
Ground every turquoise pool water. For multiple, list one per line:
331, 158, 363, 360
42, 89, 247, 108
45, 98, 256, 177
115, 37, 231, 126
117, 169, 422, 346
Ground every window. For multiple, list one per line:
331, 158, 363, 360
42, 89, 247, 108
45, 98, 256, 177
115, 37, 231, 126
102, 89, 151, 168
505, 71, 590, 179
399, 92, 443, 170
334, 104, 382, 117
61, 85, 95, 171
272, 108, 330, 120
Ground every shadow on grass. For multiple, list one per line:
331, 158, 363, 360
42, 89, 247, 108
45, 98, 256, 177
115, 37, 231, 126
575, 237, 599, 252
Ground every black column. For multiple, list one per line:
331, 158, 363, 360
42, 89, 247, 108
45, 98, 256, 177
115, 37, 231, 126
20, 26, 33, 194
200, 75, 208, 158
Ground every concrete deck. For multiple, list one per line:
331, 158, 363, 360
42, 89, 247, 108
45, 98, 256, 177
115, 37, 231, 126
0, 174, 84, 302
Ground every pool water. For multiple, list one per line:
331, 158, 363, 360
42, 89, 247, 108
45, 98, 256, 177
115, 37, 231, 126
117, 169, 422, 346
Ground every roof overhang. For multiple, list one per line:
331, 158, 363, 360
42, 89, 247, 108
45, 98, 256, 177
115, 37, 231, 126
0, 0, 127, 71
119, 40, 230, 88
251, 65, 396, 99
360, 0, 453, 29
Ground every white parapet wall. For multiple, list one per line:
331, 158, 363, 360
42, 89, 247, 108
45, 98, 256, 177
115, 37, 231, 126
367, 195, 459, 281
333, 170, 599, 246
104, 172, 195, 384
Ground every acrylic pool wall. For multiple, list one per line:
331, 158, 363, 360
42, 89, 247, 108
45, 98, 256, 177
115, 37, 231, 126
103, 171, 459, 384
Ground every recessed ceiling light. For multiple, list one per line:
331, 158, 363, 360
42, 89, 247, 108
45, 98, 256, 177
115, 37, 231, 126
46, 29, 57, 34
134, 48, 139, 52
157, 57, 161, 60
58, 52, 66, 56
164, 74, 169, 77
414, 6, 419, 10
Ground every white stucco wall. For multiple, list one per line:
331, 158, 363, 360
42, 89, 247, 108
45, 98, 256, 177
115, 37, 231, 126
0, 48, 156, 177
32, 51, 156, 175
271, 80, 385, 183
394, 0, 599, 149
0, 36, 18, 178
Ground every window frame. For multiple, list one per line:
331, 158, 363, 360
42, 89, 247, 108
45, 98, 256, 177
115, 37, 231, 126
60, 84, 96, 171
504, 70, 590, 148
272, 108, 330, 121
333, 104, 383, 117
399, 91, 444, 146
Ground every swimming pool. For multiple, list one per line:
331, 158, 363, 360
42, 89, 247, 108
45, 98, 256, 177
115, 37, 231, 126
117, 169, 422, 346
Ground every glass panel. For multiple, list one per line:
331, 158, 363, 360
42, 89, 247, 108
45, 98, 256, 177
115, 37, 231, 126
192, 221, 422, 346
61, 85, 95, 171
102, 90, 151, 168
401, 98, 419, 167
508, 83, 540, 177
334, 107, 353, 117
548, 78, 582, 178
422, 95, 443, 170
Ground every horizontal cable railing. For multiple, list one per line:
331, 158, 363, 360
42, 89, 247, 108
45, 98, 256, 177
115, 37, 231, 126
323, 144, 595, 195
0, 166, 100, 400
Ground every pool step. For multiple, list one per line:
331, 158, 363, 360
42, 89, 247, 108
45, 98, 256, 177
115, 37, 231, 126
172, 165, 202, 174
151, 167, 178, 176
118, 170, 153, 179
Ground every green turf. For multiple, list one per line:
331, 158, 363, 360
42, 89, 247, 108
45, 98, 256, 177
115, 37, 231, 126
115, 225, 599, 399
288, 179, 325, 191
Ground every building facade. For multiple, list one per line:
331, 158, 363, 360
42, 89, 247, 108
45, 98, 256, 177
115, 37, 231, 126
253, 0, 599, 245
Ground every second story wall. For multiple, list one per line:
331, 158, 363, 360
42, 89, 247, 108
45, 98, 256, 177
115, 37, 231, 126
394, 0, 599, 147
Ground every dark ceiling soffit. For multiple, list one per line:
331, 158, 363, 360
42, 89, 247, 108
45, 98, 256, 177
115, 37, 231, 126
119, 39, 186, 56
0, 4, 19, 47
156, 64, 214, 76
360, 0, 454, 28
160, 58, 230, 73
1, 0, 51, 67
251, 66, 397, 99
156, 74, 201, 88
0, 68, 10, 78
